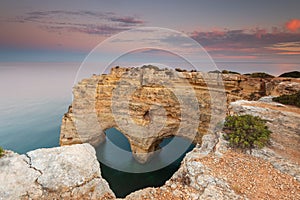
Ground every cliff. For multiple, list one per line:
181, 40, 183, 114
60, 66, 300, 163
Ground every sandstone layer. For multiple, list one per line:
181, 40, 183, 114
0, 144, 115, 200
60, 66, 300, 163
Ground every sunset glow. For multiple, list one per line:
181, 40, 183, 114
286, 19, 300, 32
0, 0, 299, 73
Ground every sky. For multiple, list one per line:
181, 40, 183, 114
0, 0, 300, 74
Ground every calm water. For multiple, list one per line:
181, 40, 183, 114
0, 63, 76, 153
0, 98, 69, 153
96, 128, 195, 198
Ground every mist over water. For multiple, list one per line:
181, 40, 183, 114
0, 62, 77, 153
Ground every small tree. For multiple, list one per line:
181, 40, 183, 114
223, 115, 271, 150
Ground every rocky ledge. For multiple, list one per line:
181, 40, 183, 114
0, 144, 115, 200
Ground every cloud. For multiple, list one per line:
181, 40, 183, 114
9, 10, 145, 36
285, 19, 300, 32
109, 16, 144, 25
64, 24, 128, 35
267, 41, 300, 54
3, 11, 300, 60
190, 28, 300, 59
25, 10, 111, 20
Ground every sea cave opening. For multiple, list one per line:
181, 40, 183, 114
95, 127, 195, 198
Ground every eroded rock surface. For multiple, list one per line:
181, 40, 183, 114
0, 144, 115, 200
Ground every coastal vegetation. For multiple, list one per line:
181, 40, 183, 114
273, 91, 300, 108
221, 70, 240, 75
208, 70, 240, 74
279, 71, 300, 78
223, 115, 271, 150
244, 72, 274, 78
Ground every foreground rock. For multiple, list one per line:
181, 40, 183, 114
124, 133, 300, 200
60, 66, 300, 163
0, 144, 115, 200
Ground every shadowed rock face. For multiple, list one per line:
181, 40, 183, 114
60, 66, 300, 163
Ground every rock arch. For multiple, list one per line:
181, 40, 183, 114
62, 66, 295, 163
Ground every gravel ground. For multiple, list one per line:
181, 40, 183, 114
200, 150, 300, 200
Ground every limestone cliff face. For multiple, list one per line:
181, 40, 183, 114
60, 66, 300, 163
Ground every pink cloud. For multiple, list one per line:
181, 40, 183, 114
285, 19, 300, 32
190, 27, 300, 59
277, 51, 300, 55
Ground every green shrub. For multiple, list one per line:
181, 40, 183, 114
208, 70, 221, 73
223, 115, 271, 150
175, 68, 187, 72
245, 72, 274, 78
279, 71, 300, 78
222, 70, 240, 75
273, 91, 300, 108
0, 147, 4, 158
